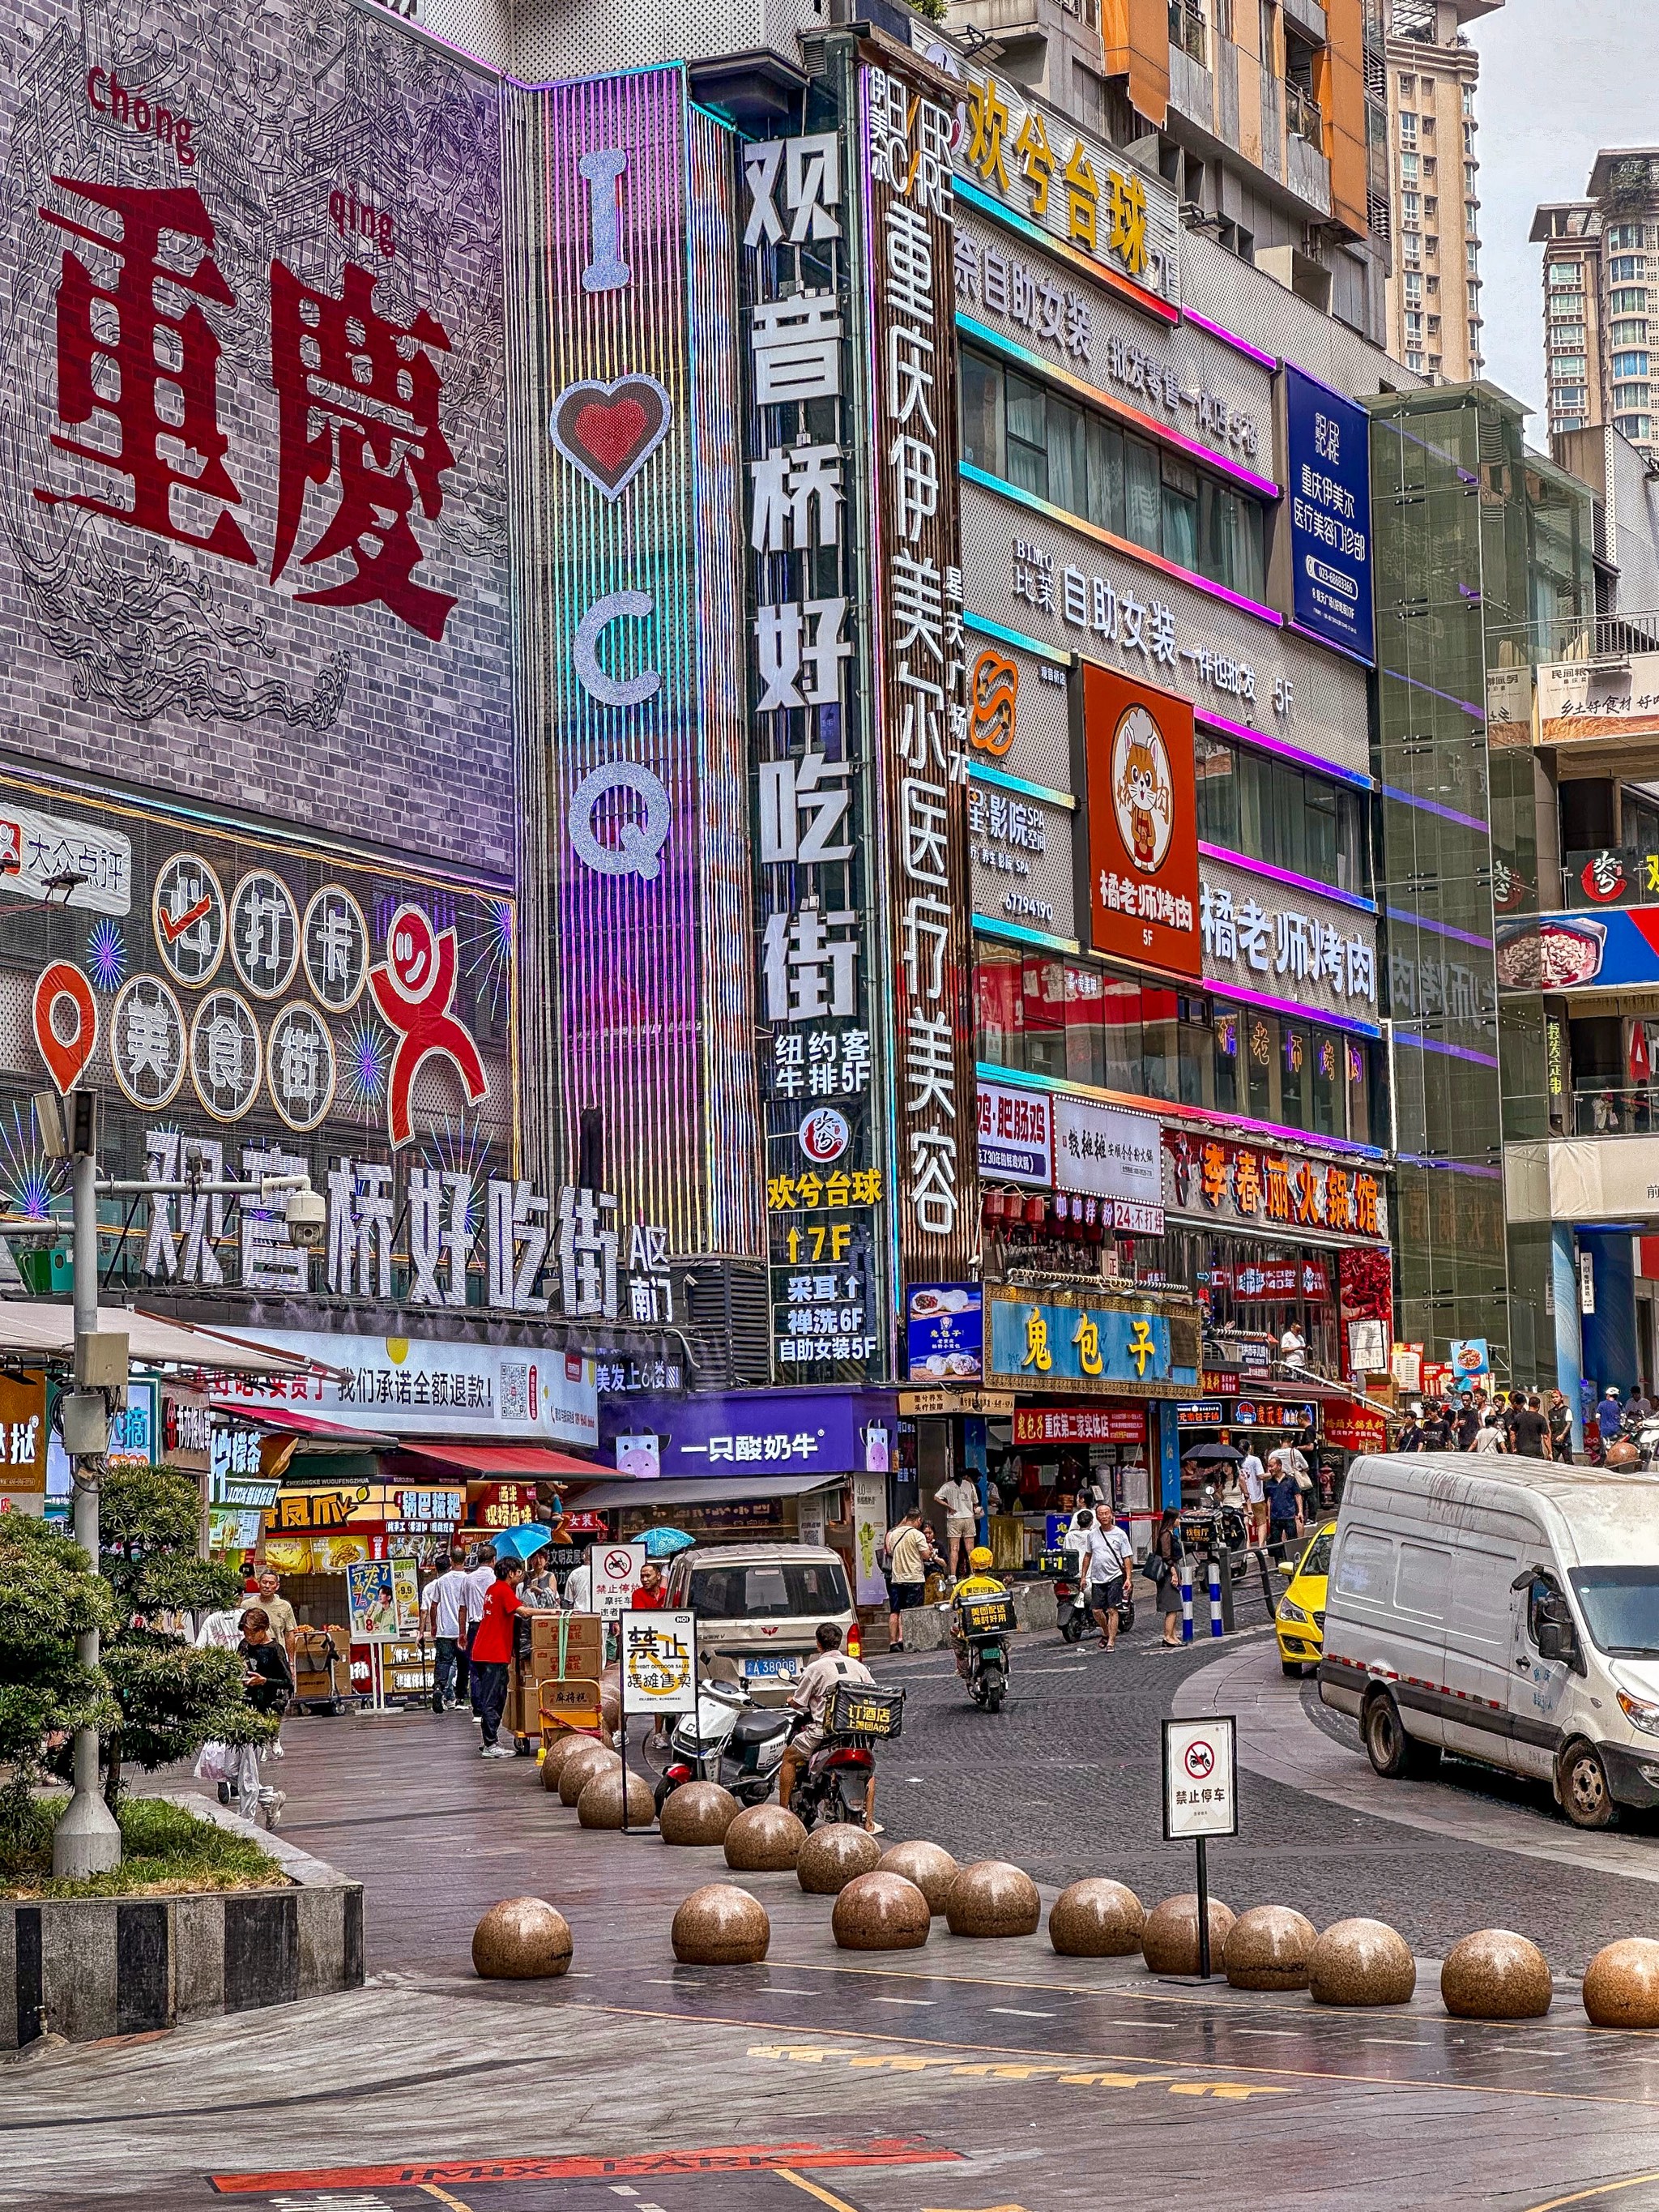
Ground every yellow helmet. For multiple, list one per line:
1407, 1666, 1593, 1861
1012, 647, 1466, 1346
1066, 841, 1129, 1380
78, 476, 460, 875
969, 1546, 994, 1570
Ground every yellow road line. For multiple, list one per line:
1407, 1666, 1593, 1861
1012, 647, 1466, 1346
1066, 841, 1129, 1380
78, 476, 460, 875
776, 2168, 868, 2212
1525, 2176, 1659, 2211
420, 2186, 476, 2212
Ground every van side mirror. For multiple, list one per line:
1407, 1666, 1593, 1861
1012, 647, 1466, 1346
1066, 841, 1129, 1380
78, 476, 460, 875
1536, 1621, 1577, 1663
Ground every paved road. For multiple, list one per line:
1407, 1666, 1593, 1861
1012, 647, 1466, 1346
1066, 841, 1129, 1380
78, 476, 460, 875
15, 1589, 1659, 2211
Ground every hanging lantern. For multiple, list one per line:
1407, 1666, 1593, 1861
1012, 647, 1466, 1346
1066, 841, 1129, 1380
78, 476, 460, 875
983, 1189, 1004, 1223
1055, 1192, 1069, 1223
1026, 1194, 1047, 1228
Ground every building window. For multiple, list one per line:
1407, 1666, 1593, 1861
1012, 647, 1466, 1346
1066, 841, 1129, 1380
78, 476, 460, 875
1399, 111, 1418, 149
1613, 320, 1650, 347
1616, 415, 1655, 442
958, 344, 1268, 601
1611, 255, 1647, 283
1465, 203, 1478, 239
1404, 271, 1423, 304
1467, 280, 1481, 314
1406, 351, 1424, 373
1398, 73, 1414, 96
1405, 311, 1423, 340
1400, 152, 1418, 185
1555, 415, 1585, 431
1404, 233, 1422, 269
1552, 386, 1585, 411
1401, 192, 1421, 227
1610, 223, 1644, 251
1613, 352, 1651, 379
1612, 287, 1649, 315
1463, 119, 1477, 151
1548, 260, 1583, 289
1464, 160, 1478, 194
1466, 244, 1479, 275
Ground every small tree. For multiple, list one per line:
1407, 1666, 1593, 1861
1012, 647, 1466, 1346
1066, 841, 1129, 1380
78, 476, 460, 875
96, 1464, 275, 1810
0, 1514, 117, 1842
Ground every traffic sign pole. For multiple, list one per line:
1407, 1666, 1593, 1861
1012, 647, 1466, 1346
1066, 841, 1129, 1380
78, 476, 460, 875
1196, 1836, 1211, 1980
1161, 1715, 1238, 1984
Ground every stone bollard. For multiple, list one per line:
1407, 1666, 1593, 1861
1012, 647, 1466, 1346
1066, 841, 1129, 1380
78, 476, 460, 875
832, 1872, 932, 1950
672, 1885, 770, 1964
1049, 1879, 1145, 1958
1308, 1918, 1416, 2007
471, 1898, 574, 1979
1441, 1931, 1552, 2021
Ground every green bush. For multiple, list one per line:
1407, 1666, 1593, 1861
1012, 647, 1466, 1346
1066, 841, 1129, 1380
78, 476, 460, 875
1, 1791, 284, 1898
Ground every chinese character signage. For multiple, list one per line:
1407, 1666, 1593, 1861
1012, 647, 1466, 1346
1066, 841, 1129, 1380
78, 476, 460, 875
1286, 367, 1374, 665
1534, 655, 1659, 747
531, 68, 759, 1261
1199, 856, 1379, 1026
1084, 663, 1201, 980
218, 1330, 599, 1447
1051, 1096, 1162, 1206
977, 1081, 1052, 1185
2, 0, 511, 879
862, 58, 978, 1288
1013, 1406, 1145, 1445
1164, 1131, 1389, 1243
968, 779, 1075, 937
955, 70, 1180, 309
986, 1288, 1199, 1396
598, 1386, 893, 1476
0, 1373, 47, 1494
740, 103, 882, 1384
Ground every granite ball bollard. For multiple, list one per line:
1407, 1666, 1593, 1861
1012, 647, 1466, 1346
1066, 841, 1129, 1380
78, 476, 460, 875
659, 1781, 740, 1846
1583, 1938, 1659, 2028
540, 1733, 594, 1791
1441, 1931, 1552, 2021
672, 1884, 770, 1965
471, 1897, 574, 1979
1309, 1918, 1417, 2007
945, 1860, 1042, 1938
723, 1803, 808, 1872
1141, 1894, 1237, 1975
833, 1871, 932, 1951
1049, 1879, 1146, 1958
558, 1741, 620, 1807
599, 1686, 625, 1734
1225, 1906, 1319, 1992
876, 1841, 959, 1915
797, 1823, 883, 1894
578, 1763, 657, 1830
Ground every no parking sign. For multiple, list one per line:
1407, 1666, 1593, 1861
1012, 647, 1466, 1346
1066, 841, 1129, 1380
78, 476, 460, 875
1162, 1715, 1238, 1839
591, 1541, 646, 1621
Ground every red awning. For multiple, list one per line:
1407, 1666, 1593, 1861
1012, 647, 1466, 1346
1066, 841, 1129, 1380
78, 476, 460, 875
218, 1404, 398, 1447
395, 1442, 610, 1480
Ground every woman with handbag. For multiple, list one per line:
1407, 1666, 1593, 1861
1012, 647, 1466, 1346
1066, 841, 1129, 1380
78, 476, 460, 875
1149, 1510, 1185, 1650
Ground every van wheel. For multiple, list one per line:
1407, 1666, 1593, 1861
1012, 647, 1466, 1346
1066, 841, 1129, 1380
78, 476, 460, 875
1363, 1692, 1437, 1779
1560, 1740, 1617, 1830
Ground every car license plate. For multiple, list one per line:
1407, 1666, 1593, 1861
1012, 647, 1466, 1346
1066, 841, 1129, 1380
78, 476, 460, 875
742, 1656, 798, 1680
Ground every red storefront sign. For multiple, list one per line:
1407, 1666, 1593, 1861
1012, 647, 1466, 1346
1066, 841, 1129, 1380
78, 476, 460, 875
1013, 1407, 1147, 1446
1324, 1405, 1388, 1453
470, 1481, 537, 1528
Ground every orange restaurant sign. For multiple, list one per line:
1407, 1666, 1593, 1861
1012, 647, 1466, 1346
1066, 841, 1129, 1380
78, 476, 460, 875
1164, 1132, 1388, 1243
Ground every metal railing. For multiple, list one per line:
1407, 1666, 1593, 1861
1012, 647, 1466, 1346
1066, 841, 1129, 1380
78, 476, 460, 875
1572, 1087, 1659, 1138
1495, 609, 1659, 666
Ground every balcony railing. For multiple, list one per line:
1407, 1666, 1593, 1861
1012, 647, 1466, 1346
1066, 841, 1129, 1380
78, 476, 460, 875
1572, 1088, 1659, 1138
1494, 610, 1659, 667
1170, 1, 1208, 65
1285, 80, 1324, 148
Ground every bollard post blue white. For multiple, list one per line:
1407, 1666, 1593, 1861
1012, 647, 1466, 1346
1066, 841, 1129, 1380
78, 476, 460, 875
1208, 1557, 1224, 1638
1180, 1562, 1194, 1645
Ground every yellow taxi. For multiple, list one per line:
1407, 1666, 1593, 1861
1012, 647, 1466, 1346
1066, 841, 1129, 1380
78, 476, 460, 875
1275, 1521, 1335, 1678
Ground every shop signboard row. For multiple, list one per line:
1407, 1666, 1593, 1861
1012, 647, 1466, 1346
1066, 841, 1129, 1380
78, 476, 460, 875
1199, 854, 1378, 1027
215, 1330, 599, 1448
953, 210, 1269, 485
986, 1288, 1199, 1397
1013, 1405, 1146, 1445
1165, 1131, 1388, 1243
1491, 655, 1659, 749
958, 479, 1369, 776
968, 778, 1076, 937
1175, 1399, 1316, 1428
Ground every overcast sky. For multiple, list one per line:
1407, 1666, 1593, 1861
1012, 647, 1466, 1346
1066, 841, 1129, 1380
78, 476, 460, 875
1466, 0, 1659, 422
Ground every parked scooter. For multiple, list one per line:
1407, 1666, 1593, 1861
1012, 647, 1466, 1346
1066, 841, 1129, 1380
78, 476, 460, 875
787, 1678, 905, 1828
648, 1676, 791, 1814
1055, 1571, 1088, 1643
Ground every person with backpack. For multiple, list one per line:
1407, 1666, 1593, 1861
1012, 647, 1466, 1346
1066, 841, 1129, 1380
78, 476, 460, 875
882, 1508, 939, 1654
1148, 1510, 1185, 1650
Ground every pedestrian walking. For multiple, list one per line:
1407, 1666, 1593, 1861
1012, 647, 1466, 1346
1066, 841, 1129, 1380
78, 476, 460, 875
1512, 1392, 1553, 1461
1473, 1412, 1505, 1454
1265, 1458, 1303, 1557
421, 1545, 472, 1712
1081, 1501, 1134, 1652
240, 1569, 298, 1663
469, 1559, 523, 1757
461, 1542, 497, 1726
1149, 1509, 1184, 1650
1240, 1444, 1268, 1546
935, 1471, 979, 1582
237, 1606, 293, 1826
883, 1508, 938, 1653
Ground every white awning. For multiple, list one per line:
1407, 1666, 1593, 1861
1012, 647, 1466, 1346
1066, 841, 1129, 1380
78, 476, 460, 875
0, 1305, 315, 1376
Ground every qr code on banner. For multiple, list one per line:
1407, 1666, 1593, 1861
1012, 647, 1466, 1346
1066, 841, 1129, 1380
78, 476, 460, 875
501, 1362, 530, 1422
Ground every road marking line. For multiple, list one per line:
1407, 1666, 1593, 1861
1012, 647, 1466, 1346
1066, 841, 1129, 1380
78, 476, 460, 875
872, 1997, 936, 2006
1524, 2174, 1659, 2211
777, 2168, 868, 2212
420, 2189, 474, 2212
990, 2009, 1054, 2018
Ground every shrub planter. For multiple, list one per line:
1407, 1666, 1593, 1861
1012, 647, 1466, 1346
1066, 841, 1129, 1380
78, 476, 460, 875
2, 1800, 362, 2048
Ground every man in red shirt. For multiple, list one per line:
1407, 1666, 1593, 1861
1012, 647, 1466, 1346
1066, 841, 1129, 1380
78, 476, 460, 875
632, 1561, 667, 1610
469, 1559, 522, 1757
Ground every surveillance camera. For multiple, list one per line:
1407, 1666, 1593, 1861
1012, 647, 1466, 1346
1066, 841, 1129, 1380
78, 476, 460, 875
285, 1186, 327, 1249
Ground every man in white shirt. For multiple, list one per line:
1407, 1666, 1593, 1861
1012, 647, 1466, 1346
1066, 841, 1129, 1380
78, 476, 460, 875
1279, 1323, 1307, 1371
1080, 1502, 1135, 1651
563, 1557, 594, 1611
1239, 1447, 1268, 1545
935, 1473, 979, 1581
777, 1623, 875, 1824
458, 1543, 498, 1722
421, 1547, 473, 1712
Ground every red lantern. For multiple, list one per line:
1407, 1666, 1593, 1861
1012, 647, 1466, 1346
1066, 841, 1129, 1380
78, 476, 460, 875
1026, 1194, 1047, 1228
983, 1189, 1004, 1223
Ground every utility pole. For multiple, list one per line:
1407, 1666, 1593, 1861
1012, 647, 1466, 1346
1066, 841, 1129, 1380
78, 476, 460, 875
42, 1088, 122, 1879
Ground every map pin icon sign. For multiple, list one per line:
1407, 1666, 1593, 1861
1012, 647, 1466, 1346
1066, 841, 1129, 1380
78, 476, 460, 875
33, 963, 99, 1094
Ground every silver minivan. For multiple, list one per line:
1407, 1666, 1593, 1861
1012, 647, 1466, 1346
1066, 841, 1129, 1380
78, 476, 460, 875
1320, 1452, 1659, 1829
663, 1543, 859, 1701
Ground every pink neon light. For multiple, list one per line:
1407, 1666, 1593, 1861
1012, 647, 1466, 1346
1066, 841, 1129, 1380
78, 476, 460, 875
1182, 307, 1278, 372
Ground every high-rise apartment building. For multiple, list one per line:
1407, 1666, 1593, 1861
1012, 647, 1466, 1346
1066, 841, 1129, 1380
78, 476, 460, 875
1382, 0, 1499, 382
1533, 150, 1659, 458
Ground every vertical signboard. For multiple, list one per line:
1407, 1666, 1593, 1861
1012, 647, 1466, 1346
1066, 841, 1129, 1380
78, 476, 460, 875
740, 112, 884, 1382
536, 70, 760, 1257
1285, 367, 1375, 665
860, 58, 978, 1292
1083, 663, 1201, 980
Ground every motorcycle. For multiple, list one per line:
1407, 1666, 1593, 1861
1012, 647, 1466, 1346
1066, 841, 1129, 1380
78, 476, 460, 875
788, 1678, 905, 1828
648, 1676, 792, 1814
954, 1587, 1017, 1711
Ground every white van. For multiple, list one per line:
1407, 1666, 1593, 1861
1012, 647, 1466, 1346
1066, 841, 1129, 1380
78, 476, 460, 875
1320, 1453, 1659, 1830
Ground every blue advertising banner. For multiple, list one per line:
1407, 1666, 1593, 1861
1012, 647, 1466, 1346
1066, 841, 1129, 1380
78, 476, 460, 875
906, 1283, 984, 1381
1286, 365, 1374, 665
1511, 909, 1659, 991
987, 1296, 1196, 1393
